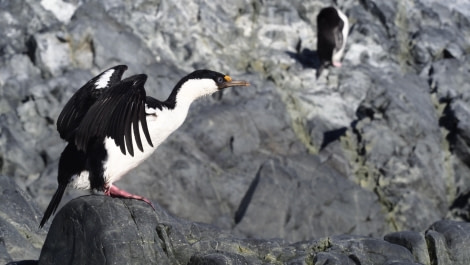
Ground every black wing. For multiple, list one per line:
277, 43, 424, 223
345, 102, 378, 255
74, 74, 153, 157
57, 65, 128, 141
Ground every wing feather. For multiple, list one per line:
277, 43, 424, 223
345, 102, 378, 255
133, 100, 144, 154
123, 99, 135, 156
57, 65, 128, 141
140, 99, 153, 148
74, 74, 153, 156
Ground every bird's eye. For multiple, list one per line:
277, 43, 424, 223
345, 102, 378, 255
217, 77, 224, 83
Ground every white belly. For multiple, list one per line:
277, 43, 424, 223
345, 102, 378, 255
70, 136, 159, 190
103, 135, 157, 185
70, 171, 91, 190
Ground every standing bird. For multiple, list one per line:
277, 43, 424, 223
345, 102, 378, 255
39, 65, 250, 228
316, 6, 349, 76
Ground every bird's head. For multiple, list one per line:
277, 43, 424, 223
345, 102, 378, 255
169, 70, 250, 105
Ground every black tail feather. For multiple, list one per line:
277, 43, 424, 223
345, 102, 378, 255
316, 63, 325, 79
39, 184, 67, 228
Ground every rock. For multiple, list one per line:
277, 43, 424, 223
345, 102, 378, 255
383, 220, 470, 265
0, 175, 46, 264
428, 56, 470, 221
231, 156, 386, 241
384, 231, 430, 264
310, 236, 420, 265
39, 0, 78, 24
35, 196, 444, 265
345, 70, 447, 232
0, 177, 467, 264
188, 252, 249, 265
5, 261, 38, 265
39, 196, 172, 265
67, 1, 157, 71
425, 220, 470, 265
0, 0, 59, 58
38, 196, 271, 265
30, 31, 73, 77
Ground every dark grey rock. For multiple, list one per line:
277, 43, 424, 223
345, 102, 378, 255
384, 231, 430, 264
426, 220, 470, 265
38, 196, 172, 265
5, 261, 38, 265
0, 185, 466, 265
425, 230, 452, 265
0, 175, 46, 264
67, 1, 157, 72
231, 155, 386, 241
38, 196, 282, 265
36, 196, 420, 265
347, 70, 447, 232
188, 251, 250, 265
318, 235, 416, 265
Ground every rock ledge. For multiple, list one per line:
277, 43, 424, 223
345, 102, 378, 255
35, 196, 470, 265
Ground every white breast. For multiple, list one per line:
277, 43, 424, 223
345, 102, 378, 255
69, 90, 196, 190
332, 8, 349, 62
101, 104, 190, 186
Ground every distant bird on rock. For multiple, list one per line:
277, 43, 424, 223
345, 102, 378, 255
316, 6, 349, 76
39, 65, 250, 228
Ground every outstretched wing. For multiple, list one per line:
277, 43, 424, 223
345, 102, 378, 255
74, 74, 153, 157
57, 65, 128, 141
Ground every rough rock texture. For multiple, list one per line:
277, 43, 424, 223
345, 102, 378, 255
0, 175, 46, 264
37, 196, 470, 265
1, 0, 470, 263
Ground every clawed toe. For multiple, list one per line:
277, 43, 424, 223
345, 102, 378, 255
105, 184, 155, 210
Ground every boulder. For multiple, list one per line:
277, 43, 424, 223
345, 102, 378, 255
37, 196, 469, 265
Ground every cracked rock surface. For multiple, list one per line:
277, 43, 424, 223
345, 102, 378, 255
36, 196, 470, 265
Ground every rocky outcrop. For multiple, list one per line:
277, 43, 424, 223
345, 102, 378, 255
37, 196, 470, 265
1, 0, 470, 264
2, 176, 470, 264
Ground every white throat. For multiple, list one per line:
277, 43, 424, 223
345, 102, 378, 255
333, 8, 349, 62
175, 78, 218, 105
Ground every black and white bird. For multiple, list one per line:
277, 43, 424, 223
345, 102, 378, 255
39, 65, 250, 228
316, 6, 349, 74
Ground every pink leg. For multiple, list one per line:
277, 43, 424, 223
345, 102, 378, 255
104, 184, 155, 210
332, 61, 342, 67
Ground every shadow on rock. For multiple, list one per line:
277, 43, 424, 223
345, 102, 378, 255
285, 48, 321, 70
